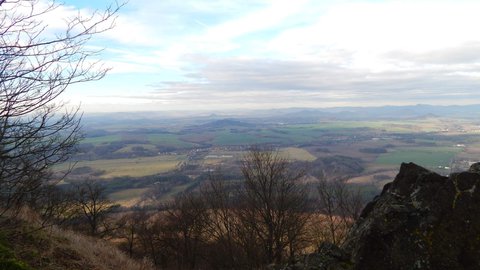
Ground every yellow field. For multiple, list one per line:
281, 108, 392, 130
57, 155, 185, 178
109, 188, 149, 207
203, 158, 224, 166
279, 147, 317, 161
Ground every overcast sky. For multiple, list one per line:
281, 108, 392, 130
54, 0, 480, 112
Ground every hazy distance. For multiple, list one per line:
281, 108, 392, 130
53, 0, 480, 113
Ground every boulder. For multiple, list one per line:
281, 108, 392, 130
276, 242, 352, 270
295, 162, 480, 270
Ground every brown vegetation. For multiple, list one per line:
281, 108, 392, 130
0, 0, 119, 218
111, 148, 365, 269
0, 214, 153, 270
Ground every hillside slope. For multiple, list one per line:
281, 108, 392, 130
0, 218, 152, 270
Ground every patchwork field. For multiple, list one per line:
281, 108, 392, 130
62, 115, 480, 205
288, 119, 446, 133
57, 155, 186, 178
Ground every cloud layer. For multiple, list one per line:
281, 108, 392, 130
57, 0, 480, 111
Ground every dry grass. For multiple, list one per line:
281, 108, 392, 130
3, 208, 154, 270
50, 227, 154, 270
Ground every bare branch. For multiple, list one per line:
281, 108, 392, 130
0, 0, 119, 216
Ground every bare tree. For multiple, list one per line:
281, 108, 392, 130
116, 209, 146, 258
239, 148, 310, 265
0, 0, 119, 216
201, 172, 243, 269
29, 184, 77, 228
134, 210, 166, 267
73, 180, 115, 236
164, 192, 209, 269
315, 177, 365, 246
121, 153, 314, 269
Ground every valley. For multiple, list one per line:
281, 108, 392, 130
54, 106, 480, 206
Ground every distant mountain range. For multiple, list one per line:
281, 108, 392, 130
267, 104, 480, 122
82, 104, 480, 128
194, 118, 255, 129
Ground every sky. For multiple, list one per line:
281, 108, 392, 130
43, 0, 480, 112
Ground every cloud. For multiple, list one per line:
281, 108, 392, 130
57, 0, 480, 111
384, 42, 480, 65
147, 56, 480, 109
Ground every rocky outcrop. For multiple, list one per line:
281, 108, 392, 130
279, 242, 352, 270
291, 162, 480, 270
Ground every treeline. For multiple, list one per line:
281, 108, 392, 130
0, 148, 366, 269
112, 149, 365, 269
16, 181, 117, 236
75, 141, 178, 160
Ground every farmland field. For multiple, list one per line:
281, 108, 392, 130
147, 133, 196, 148
158, 182, 198, 202
375, 146, 462, 168
60, 112, 480, 205
110, 188, 149, 206
82, 135, 122, 145
56, 155, 186, 178
280, 147, 317, 161
114, 144, 158, 153
212, 130, 273, 145
289, 119, 447, 133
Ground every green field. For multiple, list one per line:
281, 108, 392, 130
147, 133, 196, 148
212, 130, 273, 145
83, 133, 197, 148
82, 135, 122, 145
159, 182, 197, 202
375, 147, 462, 168
288, 119, 443, 133
81, 119, 445, 148
57, 155, 186, 178
211, 127, 325, 145
259, 128, 318, 144
115, 144, 158, 153
109, 188, 149, 201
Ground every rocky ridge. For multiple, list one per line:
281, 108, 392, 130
287, 162, 480, 270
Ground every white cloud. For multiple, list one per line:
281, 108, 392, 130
55, 0, 480, 111
200, 0, 309, 45
267, 2, 480, 68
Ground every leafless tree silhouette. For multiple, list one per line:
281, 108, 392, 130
315, 177, 365, 245
0, 0, 120, 216
74, 180, 115, 236
239, 147, 310, 265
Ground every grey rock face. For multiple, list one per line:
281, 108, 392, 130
468, 162, 480, 174
344, 162, 480, 270
291, 162, 480, 270
276, 242, 352, 270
